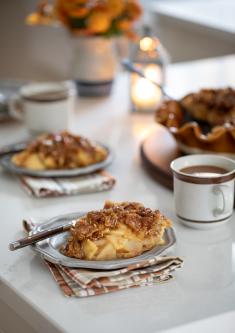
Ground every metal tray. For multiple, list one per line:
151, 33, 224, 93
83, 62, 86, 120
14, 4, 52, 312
0, 143, 112, 177
30, 212, 176, 270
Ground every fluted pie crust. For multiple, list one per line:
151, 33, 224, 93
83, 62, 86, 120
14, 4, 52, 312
155, 88, 235, 154
62, 201, 172, 260
11, 131, 108, 170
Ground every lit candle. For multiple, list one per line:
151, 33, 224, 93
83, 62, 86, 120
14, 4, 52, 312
131, 64, 162, 112
145, 64, 162, 83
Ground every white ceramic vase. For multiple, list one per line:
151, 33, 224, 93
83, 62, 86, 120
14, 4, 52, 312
70, 37, 116, 96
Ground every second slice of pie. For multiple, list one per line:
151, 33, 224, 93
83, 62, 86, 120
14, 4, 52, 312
11, 131, 108, 170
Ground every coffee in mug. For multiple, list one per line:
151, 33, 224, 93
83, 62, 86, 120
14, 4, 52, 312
171, 154, 235, 229
180, 165, 227, 177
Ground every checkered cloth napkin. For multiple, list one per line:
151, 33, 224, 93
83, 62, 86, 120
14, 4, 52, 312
24, 220, 183, 297
45, 256, 183, 297
19, 170, 116, 198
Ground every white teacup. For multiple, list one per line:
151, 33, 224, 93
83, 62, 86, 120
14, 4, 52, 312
171, 154, 235, 228
9, 81, 76, 133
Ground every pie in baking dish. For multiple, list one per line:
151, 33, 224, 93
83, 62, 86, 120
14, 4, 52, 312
62, 201, 172, 260
181, 87, 235, 126
11, 131, 108, 170
155, 87, 235, 154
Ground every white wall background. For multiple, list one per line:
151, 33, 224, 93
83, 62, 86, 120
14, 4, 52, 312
0, 0, 71, 80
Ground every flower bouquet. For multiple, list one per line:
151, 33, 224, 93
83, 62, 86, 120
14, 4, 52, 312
27, 0, 142, 38
27, 0, 142, 96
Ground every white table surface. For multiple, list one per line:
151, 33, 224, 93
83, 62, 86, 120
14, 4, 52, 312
151, 0, 235, 36
1, 55, 235, 333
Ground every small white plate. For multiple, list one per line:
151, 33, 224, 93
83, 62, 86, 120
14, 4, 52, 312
30, 212, 176, 270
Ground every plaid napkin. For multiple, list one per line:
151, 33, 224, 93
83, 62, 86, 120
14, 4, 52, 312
19, 170, 116, 198
45, 256, 183, 297
24, 220, 183, 298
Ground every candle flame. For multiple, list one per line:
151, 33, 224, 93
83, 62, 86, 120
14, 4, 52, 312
140, 37, 159, 52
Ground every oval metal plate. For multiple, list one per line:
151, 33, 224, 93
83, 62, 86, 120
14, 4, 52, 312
30, 212, 176, 270
0, 143, 112, 177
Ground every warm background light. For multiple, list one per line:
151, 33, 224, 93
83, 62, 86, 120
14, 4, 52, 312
140, 37, 156, 51
131, 76, 161, 111
144, 64, 162, 84
131, 64, 162, 112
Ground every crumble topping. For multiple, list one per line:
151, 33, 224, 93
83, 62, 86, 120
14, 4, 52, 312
12, 131, 108, 169
70, 201, 171, 241
181, 87, 235, 126
190, 88, 235, 113
62, 201, 172, 260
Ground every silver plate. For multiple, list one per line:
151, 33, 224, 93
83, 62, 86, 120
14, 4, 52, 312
30, 212, 176, 270
0, 143, 112, 177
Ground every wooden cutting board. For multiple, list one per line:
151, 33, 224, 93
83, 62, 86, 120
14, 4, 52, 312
140, 125, 180, 190
140, 124, 235, 207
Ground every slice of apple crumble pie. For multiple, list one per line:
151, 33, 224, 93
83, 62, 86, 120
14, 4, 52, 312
62, 201, 172, 260
11, 131, 108, 170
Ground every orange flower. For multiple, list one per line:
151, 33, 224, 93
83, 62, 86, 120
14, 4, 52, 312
125, 0, 142, 21
26, 1, 55, 25
67, 7, 89, 17
56, 0, 89, 18
54, 1, 69, 24
86, 8, 111, 33
116, 19, 132, 31
106, 0, 125, 18
26, 13, 42, 25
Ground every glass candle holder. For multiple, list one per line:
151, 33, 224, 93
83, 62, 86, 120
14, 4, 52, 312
130, 28, 169, 113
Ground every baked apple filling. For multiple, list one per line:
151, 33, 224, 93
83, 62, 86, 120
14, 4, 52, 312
62, 201, 172, 260
11, 131, 108, 170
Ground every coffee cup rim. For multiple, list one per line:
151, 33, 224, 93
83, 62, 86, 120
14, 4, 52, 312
170, 154, 235, 184
20, 81, 76, 100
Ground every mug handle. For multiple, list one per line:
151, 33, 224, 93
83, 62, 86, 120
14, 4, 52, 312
213, 185, 231, 217
8, 94, 24, 121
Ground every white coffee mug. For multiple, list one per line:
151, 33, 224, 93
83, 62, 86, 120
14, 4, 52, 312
171, 154, 235, 228
9, 81, 76, 133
